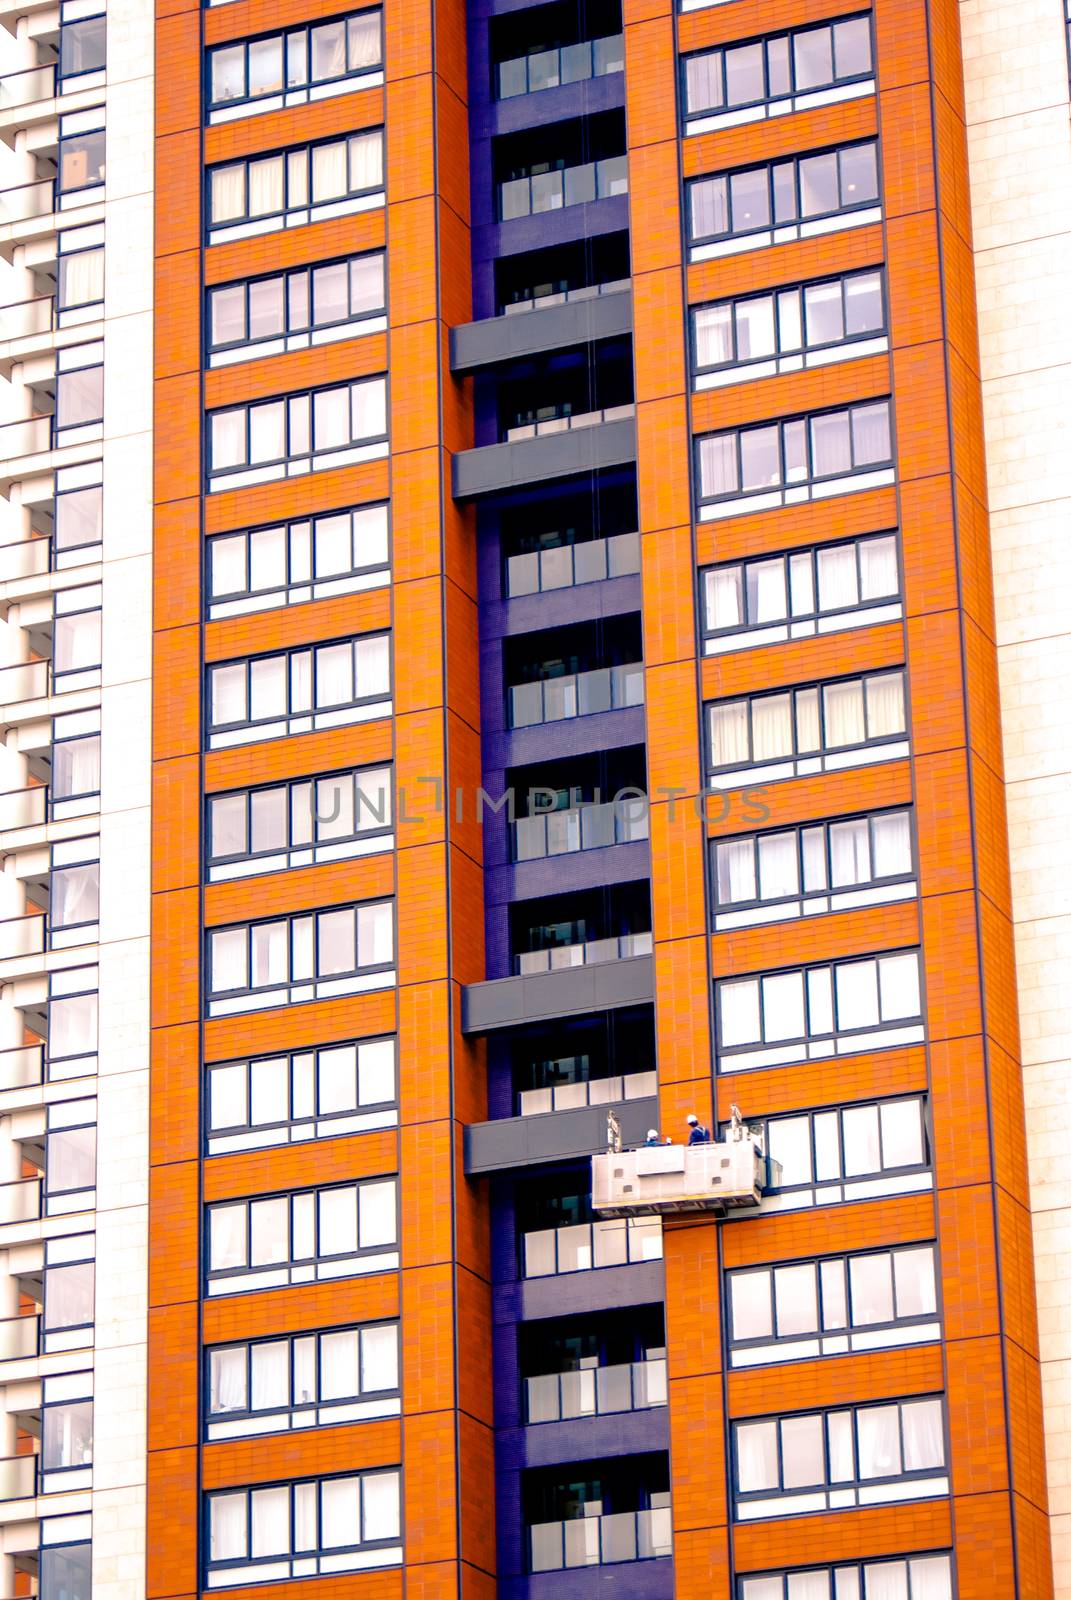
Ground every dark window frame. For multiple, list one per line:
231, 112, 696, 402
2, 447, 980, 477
705, 666, 907, 778
700, 530, 900, 645
691, 268, 887, 381
687, 137, 880, 250
206, 249, 386, 360
738, 1094, 932, 1199
206, 7, 384, 114
204, 1175, 400, 1289
205, 897, 396, 1007
204, 1033, 398, 1149
205, 127, 385, 237
681, 13, 874, 127
695, 399, 894, 510
205, 630, 391, 742
203, 1318, 401, 1433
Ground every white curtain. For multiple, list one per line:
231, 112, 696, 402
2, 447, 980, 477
848, 1253, 893, 1326
357, 901, 393, 966
742, 1580, 783, 1600
250, 1056, 289, 1125
53, 863, 99, 928
806, 967, 833, 1037
209, 1493, 246, 1562
878, 952, 920, 1020
685, 51, 721, 113
209, 1064, 247, 1131
823, 680, 865, 749
50, 990, 97, 1059
787, 1574, 833, 1600
829, 818, 870, 887
801, 826, 827, 892
211, 410, 246, 471
209, 1203, 247, 1271
739, 424, 781, 491
211, 164, 246, 223
729, 1271, 772, 1341
864, 1564, 909, 1600
906, 1557, 952, 1600
293, 1482, 317, 1553
251, 1486, 290, 1557
866, 672, 904, 738
312, 511, 351, 576
60, 247, 104, 309
879, 1100, 923, 1168
209, 1347, 247, 1414
248, 398, 285, 464
249, 1196, 288, 1266
816, 544, 858, 611
893, 1247, 936, 1318
852, 402, 891, 464
250, 1340, 289, 1409
794, 687, 820, 752
320, 1477, 360, 1549
290, 649, 313, 713
716, 839, 755, 904
320, 1185, 359, 1254
751, 692, 792, 761
747, 557, 787, 624
857, 1405, 901, 1479
705, 567, 742, 631
768, 1116, 813, 1185
350, 130, 383, 191
780, 1415, 824, 1489
810, 411, 852, 478
872, 811, 910, 878
353, 376, 387, 440
819, 1259, 847, 1329
354, 765, 391, 829
319, 1329, 360, 1400
318, 907, 356, 975
250, 918, 288, 986
313, 386, 350, 451
248, 155, 283, 217
735, 1421, 778, 1493
210, 926, 247, 993
360, 1324, 398, 1391
318, 1044, 358, 1114
250, 786, 287, 852
347, 12, 382, 69
773, 1263, 817, 1336
314, 641, 353, 707
840, 1104, 881, 1176
363, 1471, 401, 1541
352, 503, 389, 566
825, 1411, 854, 1484
761, 971, 805, 1042
357, 1178, 397, 1248
736, 295, 776, 362
803, 278, 844, 345
835, 958, 879, 1030
695, 305, 732, 369
860, 534, 898, 599
357, 1037, 395, 1104
292, 1336, 316, 1404
758, 832, 798, 899
355, 635, 391, 697
900, 1399, 944, 1471
248, 37, 283, 94
698, 432, 737, 498
690, 175, 727, 239
310, 21, 345, 80
248, 524, 286, 589
312, 140, 348, 202
719, 979, 760, 1047
292, 1192, 315, 1260
210, 534, 245, 599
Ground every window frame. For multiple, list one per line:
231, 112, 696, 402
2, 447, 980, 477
205, 375, 388, 489
715, 947, 925, 1069
58, 13, 107, 83
57, 117, 106, 199
725, 1241, 941, 1367
205, 127, 385, 241
46, 965, 99, 1081
41, 1233, 96, 1352
206, 250, 387, 364
205, 763, 394, 881
204, 898, 396, 1017
701, 531, 901, 651
204, 1034, 398, 1154
731, 1394, 949, 1520
205, 502, 391, 618
48, 837, 100, 949
709, 806, 917, 929
687, 137, 881, 258
681, 14, 875, 133
206, 7, 384, 120
204, 1176, 400, 1296
203, 1466, 403, 1586
736, 1552, 955, 1600
691, 268, 888, 388
695, 399, 894, 516
205, 631, 392, 749
203, 1318, 401, 1438
737, 1094, 933, 1212
43, 1096, 97, 1215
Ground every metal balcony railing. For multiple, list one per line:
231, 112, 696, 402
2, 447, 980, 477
505, 401, 633, 442
0, 536, 51, 582
0, 416, 52, 461
503, 275, 630, 316
522, 1213, 661, 1277
0, 912, 46, 960
509, 661, 644, 728
0, 1313, 39, 1361
0, 1176, 41, 1226
1, 297, 55, 340
0, 1042, 44, 1091
497, 33, 624, 98
526, 1356, 667, 1422
0, 1453, 36, 1502
530, 1506, 672, 1571
0, 63, 55, 109
514, 797, 648, 861
0, 659, 49, 709
500, 154, 627, 220
0, 179, 54, 224
506, 530, 639, 597
0, 785, 47, 831
516, 929, 652, 976
518, 1068, 656, 1117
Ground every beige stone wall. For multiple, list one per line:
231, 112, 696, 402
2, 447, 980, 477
962, 0, 1071, 1588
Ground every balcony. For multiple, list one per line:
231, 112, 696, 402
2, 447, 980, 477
0, 1314, 39, 1362
591, 1135, 767, 1217
454, 413, 635, 497
520, 1067, 654, 1116
530, 1506, 671, 1571
464, 1086, 657, 1176
0, 1042, 44, 1092
506, 529, 638, 598
0, 534, 51, 582
517, 929, 650, 975
523, 1213, 661, 1277
0, 911, 45, 962
462, 954, 652, 1034
500, 155, 627, 222
527, 1355, 666, 1423
451, 283, 632, 374
0, 1453, 36, 1504
505, 401, 632, 442
509, 662, 642, 729
514, 796, 647, 862
0, 1176, 41, 1226
498, 34, 623, 99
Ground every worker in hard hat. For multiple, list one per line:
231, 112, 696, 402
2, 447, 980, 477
686, 1113, 710, 1144
644, 1128, 662, 1146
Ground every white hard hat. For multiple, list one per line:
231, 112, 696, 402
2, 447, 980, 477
647, 1129, 659, 1140
686, 1114, 698, 1124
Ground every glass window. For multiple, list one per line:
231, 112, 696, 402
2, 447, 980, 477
59, 127, 106, 194
58, 247, 105, 310
689, 140, 878, 245
43, 1399, 93, 1469
40, 1545, 92, 1600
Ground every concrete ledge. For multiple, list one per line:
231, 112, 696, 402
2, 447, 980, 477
452, 418, 636, 498
465, 1097, 657, 1176
462, 954, 653, 1032
450, 289, 632, 372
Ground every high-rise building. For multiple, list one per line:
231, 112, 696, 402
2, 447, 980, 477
1, 0, 1070, 1596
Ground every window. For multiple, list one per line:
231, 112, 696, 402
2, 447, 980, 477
738, 1552, 953, 1600
50, 839, 99, 948
205, 1321, 400, 1438
706, 669, 907, 786
40, 1543, 92, 1600
207, 765, 393, 881
205, 900, 395, 1017
60, 15, 106, 80
42, 1234, 95, 1352
58, 233, 105, 318
683, 16, 873, 134
58, 118, 106, 198
206, 1036, 397, 1153
206, 633, 390, 749
52, 719, 101, 820
206, 1469, 401, 1586
702, 533, 899, 651
207, 129, 384, 242
733, 1396, 947, 1519
208, 253, 386, 364
740, 1096, 931, 1213
47, 967, 98, 1080
206, 503, 389, 617
208, 9, 382, 119
727, 1244, 939, 1366
45, 1098, 96, 1212
497, 33, 624, 97
688, 140, 879, 260
41, 1382, 93, 1478
711, 809, 915, 930
207, 377, 387, 489
53, 584, 102, 686
716, 949, 924, 1070
205, 1177, 399, 1295
693, 270, 886, 389
523, 1214, 662, 1276
696, 400, 893, 518
55, 343, 103, 435
54, 461, 103, 564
